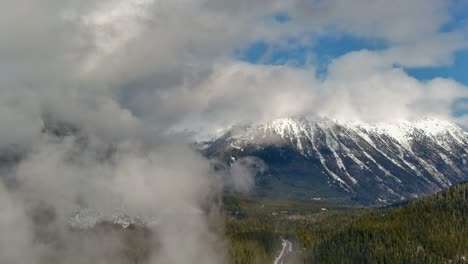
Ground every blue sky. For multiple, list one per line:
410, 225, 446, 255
406, 50, 468, 86
240, 6, 468, 86
241, 35, 468, 85
239, 34, 388, 77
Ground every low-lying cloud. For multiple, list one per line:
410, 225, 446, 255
1, 130, 225, 263
228, 157, 268, 194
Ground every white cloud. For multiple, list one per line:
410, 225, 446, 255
162, 59, 467, 136
228, 157, 267, 193
291, 0, 450, 43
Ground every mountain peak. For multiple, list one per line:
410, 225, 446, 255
225, 116, 466, 149
204, 116, 468, 204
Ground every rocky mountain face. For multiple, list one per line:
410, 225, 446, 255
203, 117, 468, 204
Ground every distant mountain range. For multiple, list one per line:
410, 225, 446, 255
202, 117, 468, 204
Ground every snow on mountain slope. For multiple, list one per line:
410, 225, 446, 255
204, 117, 468, 204
69, 209, 160, 229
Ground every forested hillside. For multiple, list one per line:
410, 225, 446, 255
226, 182, 468, 263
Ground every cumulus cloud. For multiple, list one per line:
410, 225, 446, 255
155, 59, 467, 136
291, 0, 450, 42
2, 0, 466, 135
83, 0, 466, 134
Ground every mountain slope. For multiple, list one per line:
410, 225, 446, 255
225, 182, 468, 263
311, 182, 468, 263
204, 117, 468, 204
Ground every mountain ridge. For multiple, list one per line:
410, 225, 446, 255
203, 117, 468, 204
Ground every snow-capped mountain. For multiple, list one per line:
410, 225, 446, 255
203, 117, 468, 204
69, 209, 160, 229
